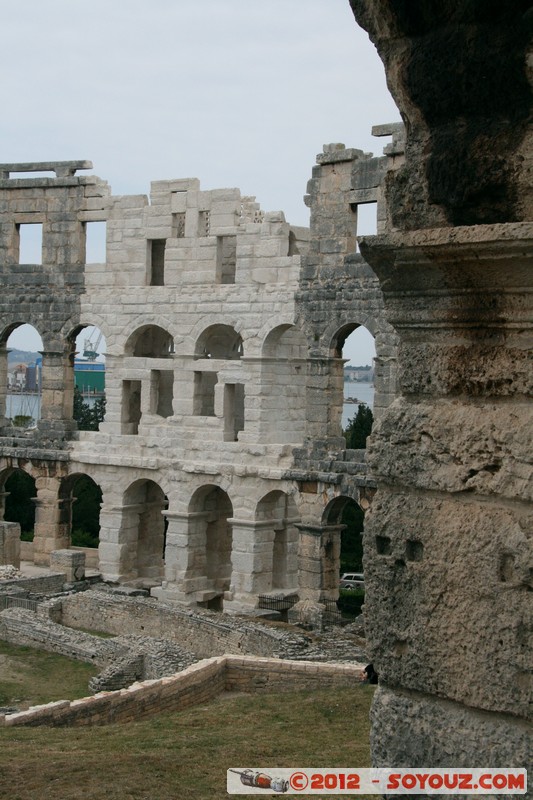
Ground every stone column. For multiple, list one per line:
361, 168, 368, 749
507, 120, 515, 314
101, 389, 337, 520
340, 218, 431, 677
98, 503, 131, 582
152, 511, 210, 605
32, 476, 70, 565
306, 356, 346, 445
38, 349, 76, 438
294, 522, 343, 602
0, 343, 8, 429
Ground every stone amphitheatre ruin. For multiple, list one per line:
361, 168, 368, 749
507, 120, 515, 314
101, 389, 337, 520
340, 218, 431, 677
0, 0, 531, 777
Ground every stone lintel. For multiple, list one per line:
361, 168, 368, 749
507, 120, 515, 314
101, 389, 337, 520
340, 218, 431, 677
0, 160, 93, 178
371, 122, 405, 138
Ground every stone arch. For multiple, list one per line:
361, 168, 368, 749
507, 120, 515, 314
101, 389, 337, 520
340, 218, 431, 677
188, 484, 233, 603
194, 324, 243, 360
262, 323, 308, 359
120, 479, 168, 583
255, 490, 299, 592
125, 325, 175, 358
323, 494, 365, 581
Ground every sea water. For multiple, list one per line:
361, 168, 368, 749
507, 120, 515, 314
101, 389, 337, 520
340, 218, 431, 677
342, 382, 374, 428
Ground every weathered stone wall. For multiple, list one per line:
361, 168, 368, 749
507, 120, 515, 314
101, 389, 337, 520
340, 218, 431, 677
0, 161, 110, 443
0, 571, 66, 594
350, 0, 533, 775
58, 588, 310, 659
0, 145, 396, 610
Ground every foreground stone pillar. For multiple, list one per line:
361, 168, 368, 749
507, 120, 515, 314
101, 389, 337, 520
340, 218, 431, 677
349, 0, 533, 772
361, 229, 532, 769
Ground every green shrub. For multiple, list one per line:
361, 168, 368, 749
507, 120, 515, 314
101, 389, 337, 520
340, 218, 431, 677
337, 588, 365, 617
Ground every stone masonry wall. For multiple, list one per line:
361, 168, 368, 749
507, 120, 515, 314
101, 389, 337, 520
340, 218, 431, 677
0, 655, 361, 728
58, 588, 310, 659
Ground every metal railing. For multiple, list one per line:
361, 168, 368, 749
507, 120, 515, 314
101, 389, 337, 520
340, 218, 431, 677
257, 594, 299, 612
0, 595, 39, 612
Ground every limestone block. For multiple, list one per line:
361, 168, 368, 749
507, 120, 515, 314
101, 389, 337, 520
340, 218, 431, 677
371, 687, 529, 770
50, 549, 86, 582
0, 522, 21, 568
364, 489, 532, 720
368, 398, 533, 502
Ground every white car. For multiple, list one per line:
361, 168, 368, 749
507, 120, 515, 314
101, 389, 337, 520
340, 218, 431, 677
340, 572, 364, 590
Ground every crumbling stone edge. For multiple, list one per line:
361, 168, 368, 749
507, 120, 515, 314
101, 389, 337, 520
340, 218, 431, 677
0, 655, 363, 728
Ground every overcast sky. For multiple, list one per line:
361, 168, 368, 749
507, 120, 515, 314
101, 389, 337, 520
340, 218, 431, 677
4, 0, 399, 365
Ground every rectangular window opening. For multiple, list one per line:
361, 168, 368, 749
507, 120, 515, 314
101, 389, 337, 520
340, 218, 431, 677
84, 221, 107, 263
355, 202, 378, 253
193, 372, 217, 416
216, 235, 237, 284
150, 370, 174, 418
17, 223, 43, 264
148, 239, 166, 286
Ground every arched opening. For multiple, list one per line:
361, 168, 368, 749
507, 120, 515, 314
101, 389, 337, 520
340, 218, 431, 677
332, 323, 375, 446
323, 495, 365, 614
188, 485, 233, 606
122, 326, 175, 432
3, 323, 44, 427
1, 468, 36, 544
323, 495, 365, 576
69, 326, 107, 431
59, 474, 102, 550
195, 324, 243, 359
122, 480, 168, 584
126, 325, 175, 358
255, 491, 299, 592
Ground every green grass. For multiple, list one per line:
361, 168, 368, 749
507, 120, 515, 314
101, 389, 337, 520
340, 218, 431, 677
0, 639, 96, 709
0, 686, 375, 800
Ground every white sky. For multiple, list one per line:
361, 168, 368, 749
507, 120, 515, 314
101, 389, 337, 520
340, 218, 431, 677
4, 0, 400, 365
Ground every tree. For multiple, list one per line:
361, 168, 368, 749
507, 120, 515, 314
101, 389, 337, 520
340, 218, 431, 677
344, 403, 373, 449
12, 415, 34, 428
73, 387, 106, 431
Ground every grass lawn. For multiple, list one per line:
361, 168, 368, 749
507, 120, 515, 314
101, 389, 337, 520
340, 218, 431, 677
0, 685, 375, 800
0, 639, 96, 709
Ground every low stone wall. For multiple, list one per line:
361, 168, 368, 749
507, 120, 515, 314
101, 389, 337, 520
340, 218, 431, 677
0, 608, 127, 665
0, 572, 66, 594
0, 609, 200, 693
58, 588, 310, 659
0, 656, 362, 728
